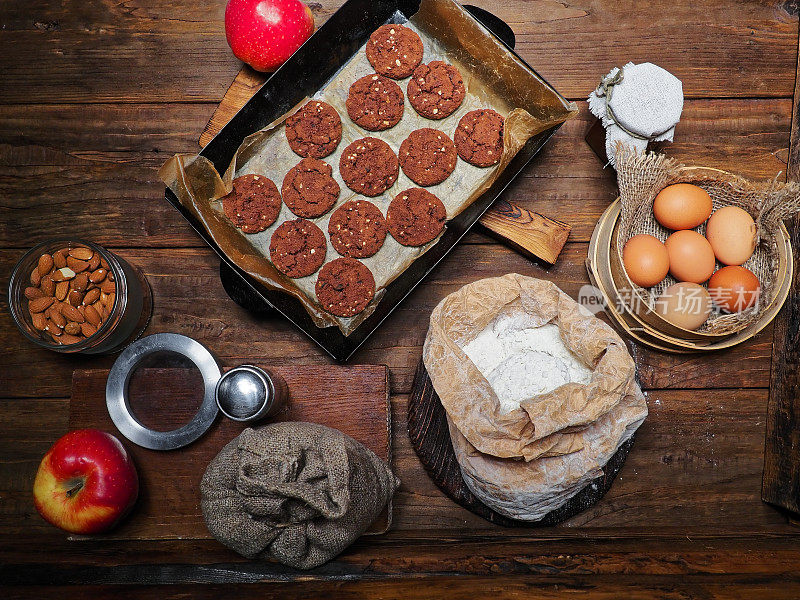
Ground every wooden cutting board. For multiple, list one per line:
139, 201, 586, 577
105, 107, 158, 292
69, 364, 392, 539
199, 66, 571, 264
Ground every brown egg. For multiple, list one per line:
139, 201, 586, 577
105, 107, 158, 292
708, 266, 760, 313
622, 234, 670, 288
653, 183, 713, 230
664, 230, 716, 284
705, 206, 757, 266
654, 282, 712, 331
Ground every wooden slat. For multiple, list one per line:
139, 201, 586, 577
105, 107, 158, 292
0, 244, 774, 400
762, 32, 800, 516
1, 388, 795, 541
0, 100, 791, 248
0, 0, 795, 103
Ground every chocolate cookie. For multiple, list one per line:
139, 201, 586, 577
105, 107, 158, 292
387, 188, 447, 246
339, 137, 399, 197
346, 74, 404, 131
282, 158, 340, 218
454, 109, 505, 167
315, 257, 376, 317
285, 100, 342, 159
407, 61, 465, 120
365, 24, 424, 80
222, 174, 282, 234
328, 200, 388, 258
269, 218, 327, 278
398, 128, 457, 186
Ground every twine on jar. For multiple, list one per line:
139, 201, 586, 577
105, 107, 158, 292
595, 68, 674, 141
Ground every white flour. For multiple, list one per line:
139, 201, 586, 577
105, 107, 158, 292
461, 312, 593, 413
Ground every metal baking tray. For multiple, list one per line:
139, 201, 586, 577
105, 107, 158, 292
164, 0, 570, 361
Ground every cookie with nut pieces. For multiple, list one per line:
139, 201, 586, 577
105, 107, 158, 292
328, 200, 388, 258
407, 61, 465, 120
346, 73, 405, 131
366, 24, 424, 79
222, 174, 282, 234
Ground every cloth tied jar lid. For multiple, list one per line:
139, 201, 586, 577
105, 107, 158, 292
588, 62, 683, 166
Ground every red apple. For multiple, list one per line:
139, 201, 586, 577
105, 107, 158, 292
33, 429, 138, 534
225, 0, 314, 72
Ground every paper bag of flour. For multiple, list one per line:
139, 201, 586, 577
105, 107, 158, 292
423, 274, 640, 461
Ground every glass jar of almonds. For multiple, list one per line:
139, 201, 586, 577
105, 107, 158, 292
8, 239, 152, 354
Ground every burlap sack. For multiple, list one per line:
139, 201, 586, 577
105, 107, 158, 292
423, 274, 638, 461
615, 148, 800, 334
201, 422, 398, 570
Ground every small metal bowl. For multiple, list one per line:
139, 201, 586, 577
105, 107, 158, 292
215, 365, 286, 423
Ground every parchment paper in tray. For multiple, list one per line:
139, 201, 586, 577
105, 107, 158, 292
160, 0, 577, 336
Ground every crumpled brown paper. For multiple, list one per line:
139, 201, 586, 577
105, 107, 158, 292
160, 0, 577, 336
423, 274, 643, 461
422, 274, 648, 520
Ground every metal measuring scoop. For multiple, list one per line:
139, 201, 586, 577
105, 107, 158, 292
106, 334, 287, 450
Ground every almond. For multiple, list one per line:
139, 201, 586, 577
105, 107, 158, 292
88, 252, 101, 271
59, 333, 81, 345
45, 320, 63, 336
91, 300, 104, 319
55, 280, 69, 301
40, 275, 55, 297
60, 303, 85, 323
71, 272, 89, 293
53, 249, 67, 269
30, 266, 42, 286
84, 304, 101, 327
49, 306, 66, 329
52, 267, 76, 282
66, 257, 90, 273
83, 288, 101, 305
31, 312, 47, 331
38, 254, 54, 277
89, 268, 107, 283
64, 321, 81, 335
80, 322, 97, 338
108, 271, 115, 282
28, 296, 55, 313
69, 247, 94, 261
104, 292, 116, 308
68, 289, 84, 307
24, 287, 44, 300
100, 258, 109, 270
101, 279, 116, 294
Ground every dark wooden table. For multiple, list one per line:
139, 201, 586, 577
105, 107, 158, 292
2, 1, 800, 597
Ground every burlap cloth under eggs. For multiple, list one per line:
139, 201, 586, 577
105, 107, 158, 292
201, 422, 398, 570
615, 148, 800, 334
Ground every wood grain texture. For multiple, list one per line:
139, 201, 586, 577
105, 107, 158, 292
762, 34, 800, 516
68, 365, 391, 539
479, 199, 571, 263
407, 360, 633, 526
0, 245, 775, 400
0, 100, 789, 248
2, 0, 800, 592
0, 0, 796, 103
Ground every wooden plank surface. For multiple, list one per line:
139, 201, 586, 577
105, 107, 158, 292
0, 100, 790, 248
2, 0, 800, 595
0, 0, 796, 103
67, 365, 391, 539
762, 33, 800, 515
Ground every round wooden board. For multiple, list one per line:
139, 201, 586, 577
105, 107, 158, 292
407, 359, 635, 527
